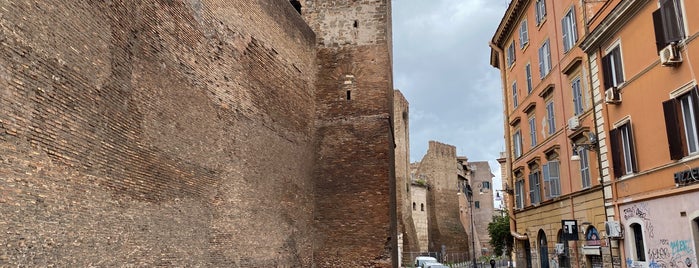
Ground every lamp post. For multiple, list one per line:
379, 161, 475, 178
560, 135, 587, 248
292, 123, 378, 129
466, 184, 477, 268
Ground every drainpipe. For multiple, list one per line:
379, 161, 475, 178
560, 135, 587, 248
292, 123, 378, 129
489, 41, 529, 243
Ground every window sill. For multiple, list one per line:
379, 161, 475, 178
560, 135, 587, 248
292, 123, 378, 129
537, 18, 547, 30
521, 43, 530, 52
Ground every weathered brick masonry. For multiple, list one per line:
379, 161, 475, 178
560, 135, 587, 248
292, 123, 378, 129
0, 0, 394, 266
416, 141, 470, 254
303, 0, 397, 267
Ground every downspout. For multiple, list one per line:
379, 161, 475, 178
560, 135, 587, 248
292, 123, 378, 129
489, 41, 528, 242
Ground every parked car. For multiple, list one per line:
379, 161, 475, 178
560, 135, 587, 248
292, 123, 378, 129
426, 264, 449, 268
414, 256, 438, 268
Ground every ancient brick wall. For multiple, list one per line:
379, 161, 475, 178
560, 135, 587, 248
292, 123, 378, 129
394, 90, 419, 260
0, 0, 318, 266
303, 0, 397, 267
416, 141, 470, 254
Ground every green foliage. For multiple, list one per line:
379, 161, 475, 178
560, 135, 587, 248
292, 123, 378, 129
415, 179, 427, 186
487, 212, 514, 257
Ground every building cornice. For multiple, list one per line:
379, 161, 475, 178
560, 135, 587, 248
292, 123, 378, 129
579, 0, 651, 53
489, 0, 531, 67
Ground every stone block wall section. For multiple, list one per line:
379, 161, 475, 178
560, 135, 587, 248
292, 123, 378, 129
303, 0, 397, 267
0, 0, 323, 266
394, 90, 420, 257
417, 141, 470, 254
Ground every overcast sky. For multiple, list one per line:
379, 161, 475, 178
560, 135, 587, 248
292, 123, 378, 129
392, 0, 509, 195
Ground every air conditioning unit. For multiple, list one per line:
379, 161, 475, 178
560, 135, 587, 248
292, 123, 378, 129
555, 243, 565, 255
660, 43, 682, 66
605, 87, 621, 104
605, 221, 623, 239
567, 116, 580, 130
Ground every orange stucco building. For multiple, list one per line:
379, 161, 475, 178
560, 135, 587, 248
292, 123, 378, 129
580, 0, 699, 268
491, 0, 611, 268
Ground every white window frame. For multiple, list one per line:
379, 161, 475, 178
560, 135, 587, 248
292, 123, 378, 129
572, 77, 584, 115
529, 170, 541, 205
535, 0, 547, 25
513, 81, 519, 108
539, 40, 552, 78
507, 42, 516, 67
520, 19, 529, 48
542, 161, 561, 199
603, 41, 625, 89
526, 63, 533, 94
546, 100, 556, 134
680, 93, 699, 154
620, 123, 635, 175
514, 130, 523, 158
562, 6, 578, 52
529, 116, 537, 147
515, 179, 524, 209
579, 147, 591, 188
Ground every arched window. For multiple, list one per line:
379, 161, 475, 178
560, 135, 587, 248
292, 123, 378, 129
630, 223, 646, 261
556, 230, 570, 268
413, 202, 416, 211
421, 203, 425, 211
538, 229, 550, 268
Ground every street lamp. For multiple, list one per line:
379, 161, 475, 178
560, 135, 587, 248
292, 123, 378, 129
570, 132, 598, 161
465, 184, 477, 268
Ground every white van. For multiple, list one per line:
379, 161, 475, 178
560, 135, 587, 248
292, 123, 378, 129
414, 256, 438, 268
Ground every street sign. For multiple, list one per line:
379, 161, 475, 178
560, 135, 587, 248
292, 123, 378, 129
561, 220, 579, 240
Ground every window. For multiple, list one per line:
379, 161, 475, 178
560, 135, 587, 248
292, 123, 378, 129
579, 148, 591, 188
602, 45, 624, 89
515, 179, 524, 209
529, 170, 541, 205
413, 202, 416, 210
475, 201, 480, 209
630, 223, 646, 261
535, 0, 547, 25
546, 100, 556, 134
542, 161, 560, 199
514, 130, 523, 158
572, 77, 584, 115
507, 42, 516, 67
526, 63, 533, 94
610, 122, 637, 177
421, 203, 424, 211
529, 117, 537, 147
653, 0, 685, 52
513, 81, 519, 108
562, 7, 578, 53
539, 40, 552, 78
663, 87, 699, 159
482, 181, 491, 189
520, 20, 529, 48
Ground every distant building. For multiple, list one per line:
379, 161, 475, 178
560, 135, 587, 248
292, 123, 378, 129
464, 160, 496, 257
410, 174, 430, 253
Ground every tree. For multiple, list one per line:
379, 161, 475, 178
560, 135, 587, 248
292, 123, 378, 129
487, 212, 514, 257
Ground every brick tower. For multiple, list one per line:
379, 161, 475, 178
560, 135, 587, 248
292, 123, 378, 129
300, 0, 397, 267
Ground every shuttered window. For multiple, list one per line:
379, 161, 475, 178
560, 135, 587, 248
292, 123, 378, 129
652, 0, 685, 52
535, 0, 547, 25
562, 7, 578, 53
609, 122, 637, 178
515, 179, 524, 209
542, 161, 560, 199
601, 45, 624, 90
529, 171, 541, 205
520, 20, 529, 48
663, 87, 699, 160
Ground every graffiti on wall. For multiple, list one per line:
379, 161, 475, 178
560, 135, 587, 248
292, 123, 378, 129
623, 202, 697, 268
623, 203, 655, 238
